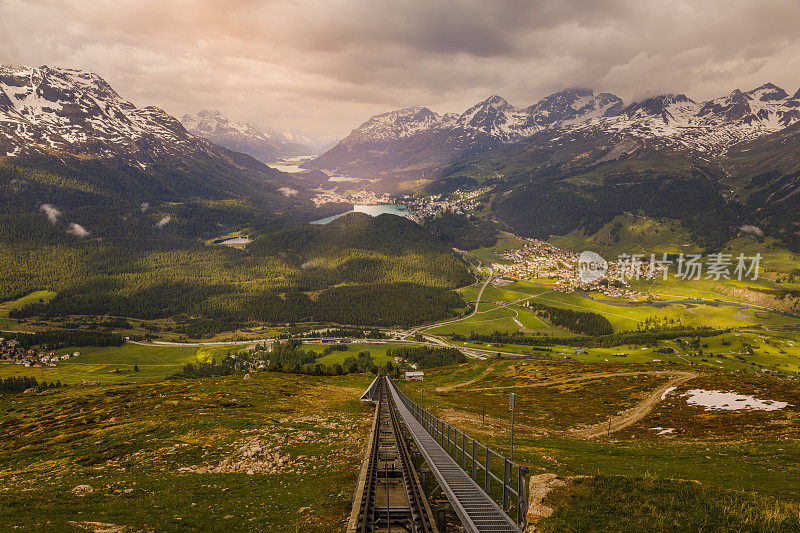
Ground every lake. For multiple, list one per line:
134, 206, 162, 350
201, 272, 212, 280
328, 175, 363, 182
266, 155, 316, 173
310, 204, 409, 225
213, 237, 251, 245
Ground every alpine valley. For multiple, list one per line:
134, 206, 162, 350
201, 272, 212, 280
310, 84, 800, 250
181, 109, 332, 163
6, 2, 800, 531
0, 64, 470, 336
3, 53, 800, 533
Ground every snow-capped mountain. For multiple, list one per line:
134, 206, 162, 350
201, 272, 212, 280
0, 64, 236, 169
181, 110, 320, 162
574, 84, 800, 152
310, 84, 800, 179
310, 89, 627, 179
526, 88, 623, 128
0, 64, 312, 208
341, 107, 442, 143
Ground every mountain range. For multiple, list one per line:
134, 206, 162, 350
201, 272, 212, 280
2, 63, 800, 252
308, 84, 800, 182
0, 64, 321, 216
181, 109, 332, 163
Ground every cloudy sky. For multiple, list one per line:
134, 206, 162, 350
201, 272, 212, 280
3, 0, 800, 139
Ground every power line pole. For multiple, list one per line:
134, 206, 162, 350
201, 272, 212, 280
509, 393, 517, 461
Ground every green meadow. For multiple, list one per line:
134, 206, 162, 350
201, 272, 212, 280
0, 290, 56, 319
0, 343, 239, 384
306, 342, 412, 366
432, 277, 799, 336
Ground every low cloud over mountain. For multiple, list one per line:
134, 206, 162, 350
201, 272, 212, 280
3, 0, 800, 138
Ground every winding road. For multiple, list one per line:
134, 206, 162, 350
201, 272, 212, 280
409, 264, 494, 338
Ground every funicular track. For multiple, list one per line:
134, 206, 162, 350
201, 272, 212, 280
347, 378, 438, 533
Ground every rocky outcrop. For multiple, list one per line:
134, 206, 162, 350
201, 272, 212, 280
525, 473, 587, 531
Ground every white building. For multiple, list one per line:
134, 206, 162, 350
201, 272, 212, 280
404, 371, 424, 381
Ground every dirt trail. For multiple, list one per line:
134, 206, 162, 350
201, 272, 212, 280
567, 371, 696, 438
435, 365, 497, 393
469, 370, 689, 392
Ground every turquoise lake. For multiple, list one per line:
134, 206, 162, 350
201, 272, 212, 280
310, 204, 409, 224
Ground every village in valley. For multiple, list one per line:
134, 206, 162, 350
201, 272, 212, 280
310, 186, 486, 222
489, 238, 653, 299
0, 337, 80, 368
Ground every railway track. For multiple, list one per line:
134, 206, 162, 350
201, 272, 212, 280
348, 378, 438, 533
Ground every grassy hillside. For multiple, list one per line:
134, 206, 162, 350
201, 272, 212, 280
397, 359, 800, 525
0, 372, 375, 531
0, 343, 238, 384
550, 213, 703, 257
2, 340, 799, 530
541, 475, 800, 532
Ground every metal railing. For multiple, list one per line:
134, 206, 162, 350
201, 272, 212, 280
391, 381, 529, 529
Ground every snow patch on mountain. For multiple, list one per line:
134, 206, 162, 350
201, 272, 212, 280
181, 109, 319, 162
316, 83, 800, 171
0, 64, 216, 167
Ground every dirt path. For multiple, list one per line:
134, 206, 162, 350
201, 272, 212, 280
469, 370, 689, 392
435, 365, 497, 393
567, 371, 696, 438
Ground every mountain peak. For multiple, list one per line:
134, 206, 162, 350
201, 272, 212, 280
196, 109, 225, 118
556, 87, 594, 97
481, 95, 511, 108
376, 106, 436, 118
623, 94, 695, 119
181, 109, 317, 162
0, 64, 191, 163
525, 88, 623, 127
746, 83, 789, 101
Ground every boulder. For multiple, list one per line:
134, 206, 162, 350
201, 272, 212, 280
72, 484, 94, 495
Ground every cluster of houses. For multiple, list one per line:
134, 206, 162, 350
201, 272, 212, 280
398, 192, 482, 221
312, 189, 395, 208
0, 338, 80, 367
491, 239, 653, 299
493, 239, 578, 281
492, 239, 582, 281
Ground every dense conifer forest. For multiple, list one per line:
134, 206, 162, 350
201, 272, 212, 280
1, 161, 471, 330
385, 346, 467, 368
457, 325, 727, 348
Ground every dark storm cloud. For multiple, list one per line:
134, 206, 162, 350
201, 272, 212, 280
2, 0, 800, 138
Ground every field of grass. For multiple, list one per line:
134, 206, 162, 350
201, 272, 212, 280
724, 236, 800, 274
450, 328, 800, 376
2, 350, 799, 530
468, 235, 527, 265
540, 475, 800, 532
306, 342, 411, 366
550, 214, 702, 257
0, 343, 240, 385
0, 290, 56, 318
397, 359, 800, 503
438, 277, 800, 337
0, 372, 376, 531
